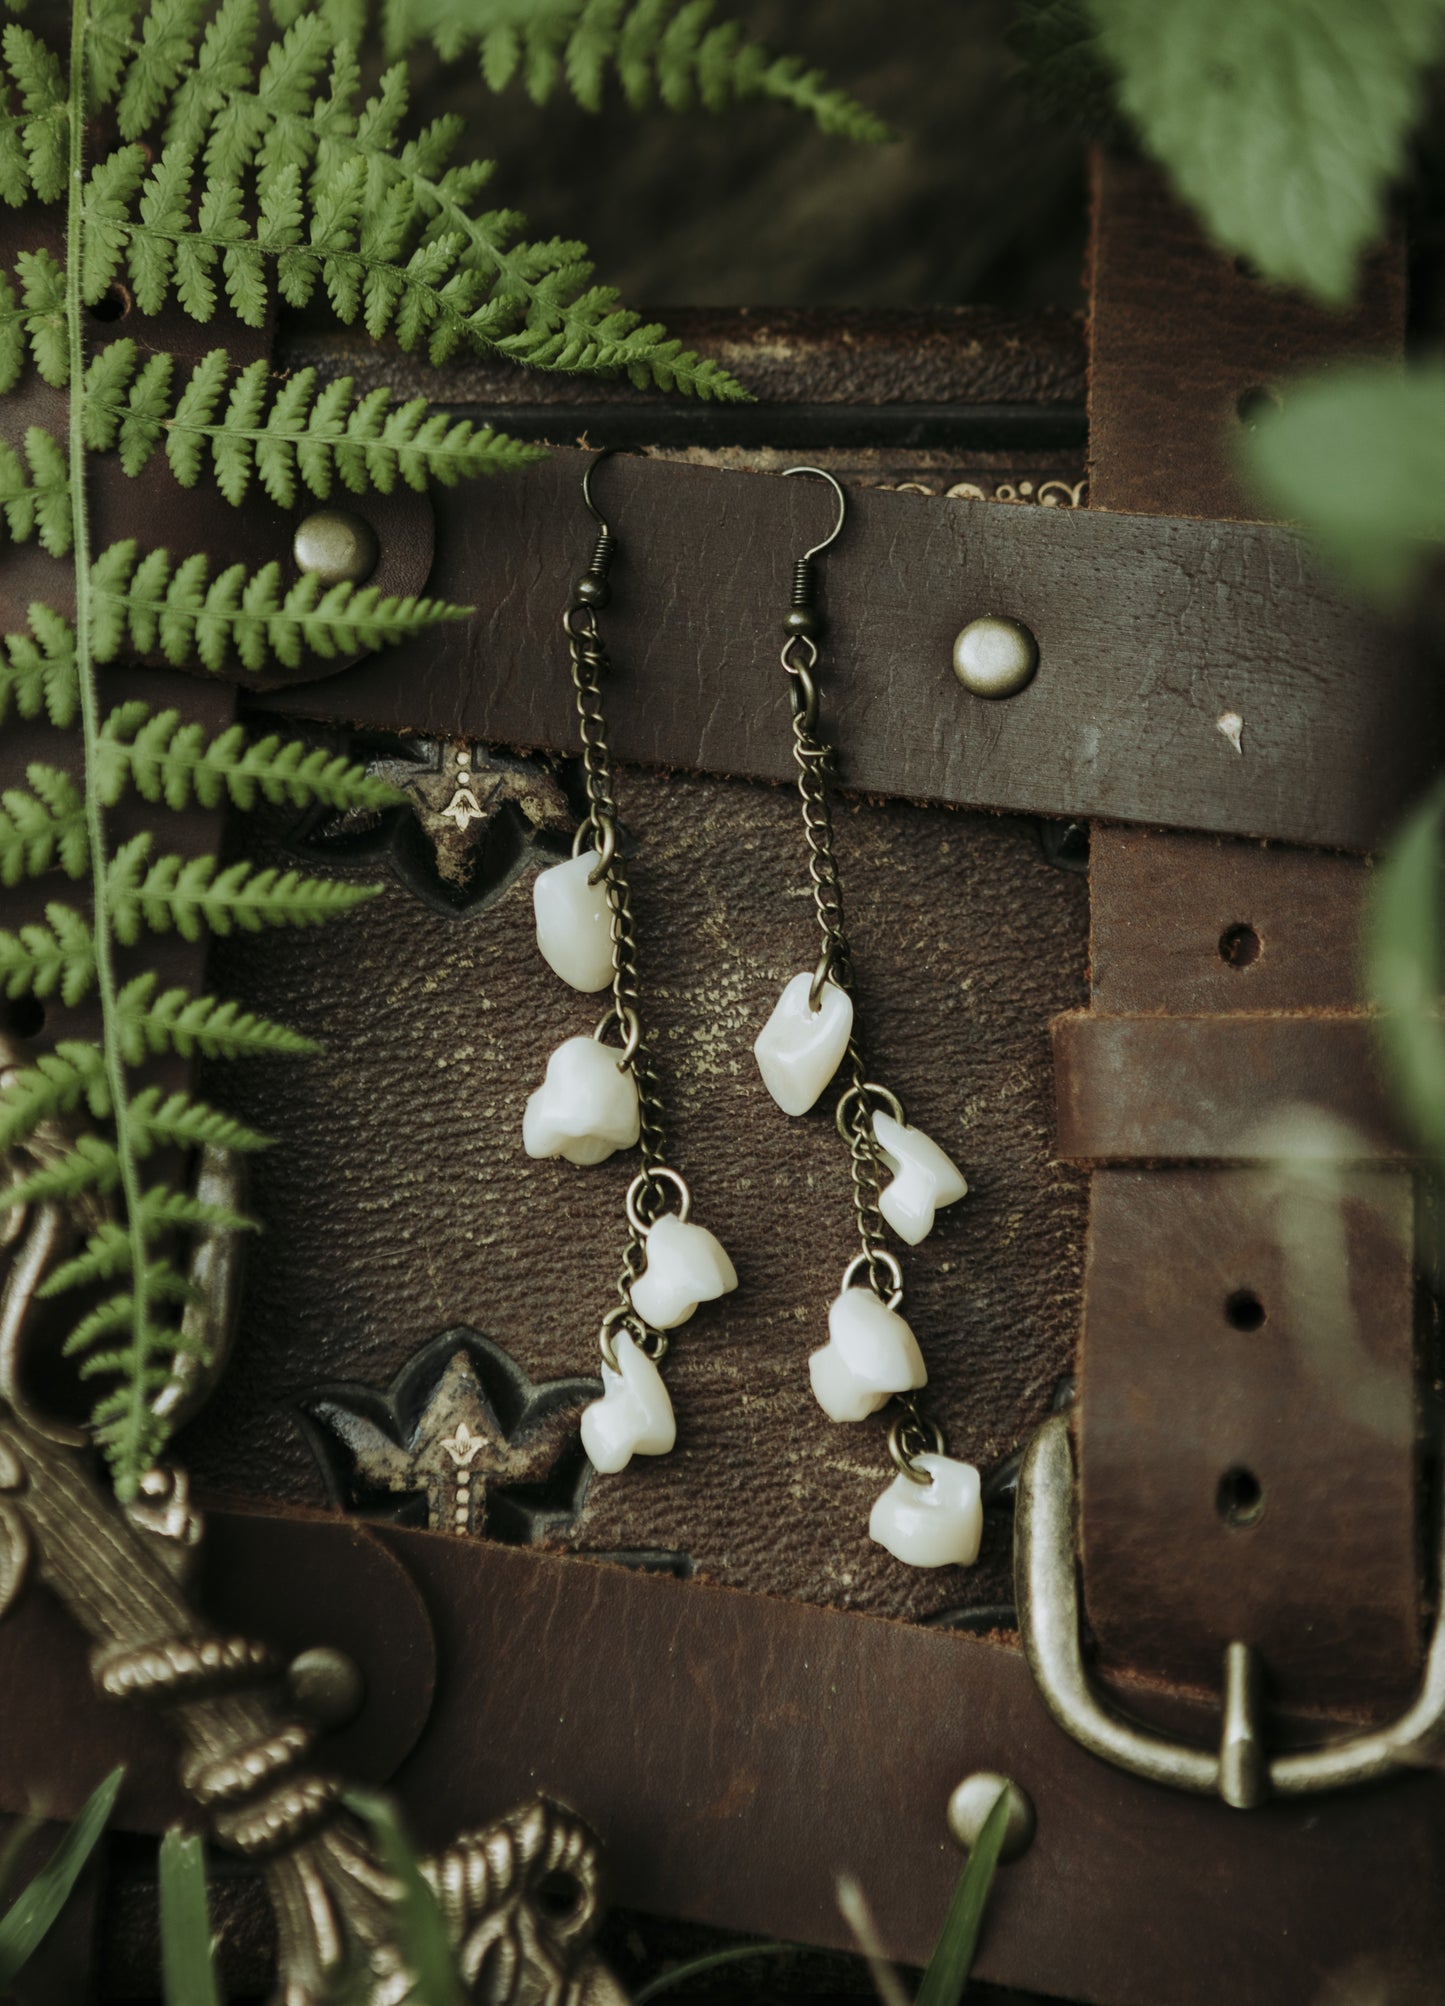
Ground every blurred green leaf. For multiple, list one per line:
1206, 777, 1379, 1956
1010, 0, 1126, 139
1240, 364, 1445, 606
159, 1827, 221, 2006
913, 1787, 1010, 2006
635, 1940, 798, 2002
0, 1767, 123, 1989
1366, 776, 1445, 1165
1086, 0, 1445, 303
344, 1790, 462, 2006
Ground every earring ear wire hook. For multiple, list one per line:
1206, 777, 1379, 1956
783, 464, 847, 559
581, 448, 616, 537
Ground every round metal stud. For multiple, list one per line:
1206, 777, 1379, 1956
946, 1771, 1036, 1862
951, 615, 1039, 699
286, 1645, 366, 1730
293, 509, 379, 588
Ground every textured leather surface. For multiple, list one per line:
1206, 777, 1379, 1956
180, 769, 1089, 1631
1076, 157, 1424, 1716
261, 446, 1439, 852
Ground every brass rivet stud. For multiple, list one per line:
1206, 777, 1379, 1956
946, 1771, 1036, 1862
286, 1645, 366, 1730
293, 509, 379, 588
952, 615, 1039, 699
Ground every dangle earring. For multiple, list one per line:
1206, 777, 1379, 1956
524, 454, 738, 1476
755, 467, 978, 1569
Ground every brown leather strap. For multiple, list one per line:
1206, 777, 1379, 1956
258, 445, 1437, 852
3, 1510, 1444, 2006
1074, 154, 1423, 1713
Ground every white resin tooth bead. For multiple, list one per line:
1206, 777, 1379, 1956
533, 852, 614, 992
873, 1112, 968, 1246
522, 1036, 640, 1165
580, 1330, 677, 1474
869, 1454, 983, 1568
809, 1287, 927, 1423
629, 1213, 739, 1330
754, 972, 854, 1116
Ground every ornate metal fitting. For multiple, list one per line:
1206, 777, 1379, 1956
1016, 1414, 1445, 1807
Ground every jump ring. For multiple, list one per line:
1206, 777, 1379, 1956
835, 1080, 906, 1145
625, 1166, 691, 1237
887, 1410, 945, 1486
599, 1303, 667, 1372
808, 945, 840, 1011
840, 1249, 903, 1311
593, 1004, 641, 1068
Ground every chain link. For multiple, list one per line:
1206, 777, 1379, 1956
563, 598, 673, 1316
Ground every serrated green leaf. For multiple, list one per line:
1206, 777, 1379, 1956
0, 1770, 125, 1990
159, 1828, 221, 2006
1087, 0, 1445, 304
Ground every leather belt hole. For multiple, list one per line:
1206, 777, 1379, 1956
1218, 922, 1261, 969
1225, 1289, 1266, 1333
1236, 386, 1282, 430
88, 282, 132, 325
0, 995, 43, 1041
1217, 1466, 1265, 1528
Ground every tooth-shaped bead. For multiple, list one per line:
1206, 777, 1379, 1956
873, 1112, 968, 1246
580, 1331, 677, 1474
629, 1213, 738, 1330
534, 851, 614, 992
522, 1036, 640, 1166
869, 1454, 983, 1568
809, 1287, 927, 1423
754, 973, 853, 1116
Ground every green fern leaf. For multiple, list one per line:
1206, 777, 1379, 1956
106, 831, 380, 943
115, 971, 319, 1062
39, 1184, 255, 1296
0, 1041, 111, 1151
0, 762, 88, 883
89, 0, 144, 111
0, 902, 95, 1003
0, 605, 80, 727
126, 1083, 271, 1155
0, 423, 72, 554
116, 0, 208, 140
88, 538, 468, 673
3, 24, 69, 204
387, 0, 892, 142
83, 339, 544, 504
64, 1267, 202, 1360
96, 701, 405, 814
1, 1133, 122, 1210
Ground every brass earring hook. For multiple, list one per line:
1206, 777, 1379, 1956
581, 447, 616, 537
782, 464, 847, 559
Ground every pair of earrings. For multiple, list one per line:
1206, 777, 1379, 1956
522, 459, 979, 1573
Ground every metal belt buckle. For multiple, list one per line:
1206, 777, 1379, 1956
1015, 1415, 1445, 1807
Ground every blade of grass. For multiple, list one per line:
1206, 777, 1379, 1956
913, 1787, 1011, 2006
0, 1767, 124, 1989
344, 1789, 462, 2006
836, 1874, 911, 2006
635, 1940, 799, 2002
0, 1818, 40, 1912
159, 1827, 222, 2006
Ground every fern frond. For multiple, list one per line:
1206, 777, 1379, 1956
386, 0, 892, 142
0, 902, 95, 1003
63, 1265, 202, 1358
0, 762, 88, 883
1, 1133, 121, 1209
126, 1083, 271, 1154
84, 340, 545, 504
96, 701, 406, 814
0, 250, 68, 392
0, 1040, 111, 1150
0, 24, 69, 206
116, 0, 209, 139
115, 972, 319, 1061
107, 831, 380, 942
89, 538, 468, 673
39, 1184, 255, 1296
0, 423, 71, 553
0, 605, 79, 727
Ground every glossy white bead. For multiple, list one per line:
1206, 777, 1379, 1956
522, 1036, 640, 1166
629, 1213, 738, 1330
809, 1287, 927, 1423
533, 852, 614, 992
870, 1454, 983, 1568
580, 1331, 676, 1474
754, 972, 853, 1116
874, 1112, 968, 1246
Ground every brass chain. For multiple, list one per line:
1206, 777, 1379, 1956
563, 536, 677, 1350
